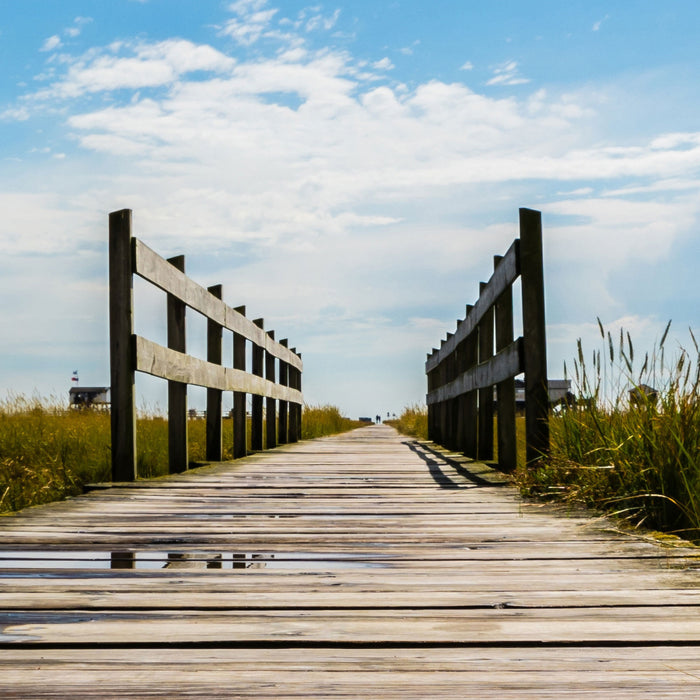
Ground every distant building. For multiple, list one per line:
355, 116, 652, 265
69, 386, 110, 409
496, 379, 573, 413
629, 384, 658, 406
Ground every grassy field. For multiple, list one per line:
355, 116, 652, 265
517, 322, 700, 542
0, 399, 365, 514
391, 322, 700, 543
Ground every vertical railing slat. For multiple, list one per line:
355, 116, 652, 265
206, 284, 223, 462
167, 255, 188, 473
520, 208, 550, 466
494, 255, 517, 471
265, 330, 277, 450
251, 318, 264, 451
278, 339, 289, 445
109, 209, 137, 481
232, 305, 247, 459
463, 305, 478, 459
477, 282, 494, 461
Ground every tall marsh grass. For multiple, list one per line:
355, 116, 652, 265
517, 321, 700, 542
386, 405, 429, 440
301, 405, 366, 439
0, 399, 363, 514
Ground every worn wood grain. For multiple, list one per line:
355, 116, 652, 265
133, 238, 302, 370
135, 336, 302, 402
1, 425, 700, 697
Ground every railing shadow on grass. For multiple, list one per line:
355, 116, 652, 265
403, 440, 508, 489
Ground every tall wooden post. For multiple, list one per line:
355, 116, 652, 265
477, 283, 494, 461
167, 255, 188, 473
494, 255, 517, 471
251, 319, 264, 451
454, 329, 466, 453
288, 349, 301, 443
109, 209, 137, 481
265, 330, 277, 450
278, 339, 289, 445
426, 354, 437, 442
295, 352, 302, 441
520, 208, 549, 465
463, 305, 478, 459
232, 305, 247, 459
206, 284, 223, 462
444, 333, 456, 451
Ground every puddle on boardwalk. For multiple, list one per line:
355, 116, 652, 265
0, 550, 387, 572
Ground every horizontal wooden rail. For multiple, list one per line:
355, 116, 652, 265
426, 240, 520, 374
134, 239, 302, 370
135, 336, 303, 402
426, 339, 523, 404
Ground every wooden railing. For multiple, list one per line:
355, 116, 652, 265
109, 209, 303, 481
425, 208, 548, 470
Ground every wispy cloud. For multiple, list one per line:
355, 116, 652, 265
64, 16, 93, 39
221, 1, 278, 45
486, 60, 530, 86
2, 1, 698, 412
33, 40, 235, 99
399, 40, 420, 56
373, 57, 394, 71
593, 14, 610, 31
460, 61, 474, 71
40, 35, 62, 52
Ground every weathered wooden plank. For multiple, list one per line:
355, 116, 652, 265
108, 209, 136, 481
494, 254, 517, 471
5, 607, 700, 645
232, 305, 247, 459
167, 254, 188, 474
426, 239, 519, 372
426, 339, 523, 404
520, 207, 549, 464
251, 318, 264, 451
265, 330, 277, 450
206, 284, 223, 462
135, 336, 302, 402
2, 425, 700, 697
133, 238, 302, 370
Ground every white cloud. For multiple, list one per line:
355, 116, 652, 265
593, 14, 610, 32
3, 4, 699, 413
65, 17, 93, 39
40, 35, 62, 52
35, 40, 235, 98
486, 60, 530, 86
400, 40, 420, 56
373, 57, 394, 71
221, 0, 278, 45
460, 61, 474, 71
0, 107, 30, 121
304, 8, 341, 33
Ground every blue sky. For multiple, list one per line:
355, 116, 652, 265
0, 0, 698, 418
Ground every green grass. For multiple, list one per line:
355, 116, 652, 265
385, 404, 429, 440
391, 322, 699, 544
516, 321, 700, 543
0, 400, 364, 514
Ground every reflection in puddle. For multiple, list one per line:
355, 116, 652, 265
0, 551, 386, 571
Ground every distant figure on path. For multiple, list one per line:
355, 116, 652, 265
376, 414, 381, 424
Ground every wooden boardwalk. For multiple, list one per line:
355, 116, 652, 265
2, 424, 700, 697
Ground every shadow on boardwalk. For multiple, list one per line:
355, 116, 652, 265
403, 439, 509, 488
1, 424, 700, 697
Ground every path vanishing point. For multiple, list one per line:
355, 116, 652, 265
2, 424, 700, 697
